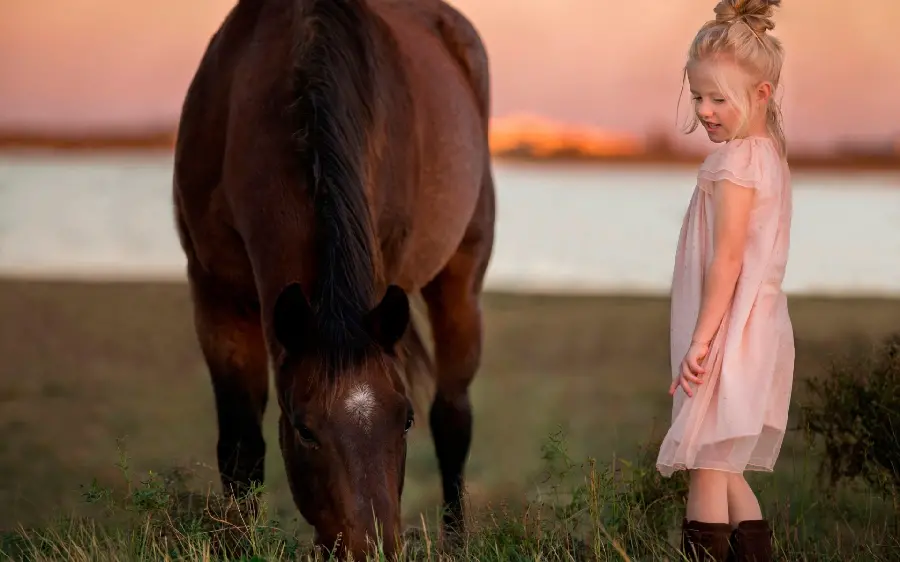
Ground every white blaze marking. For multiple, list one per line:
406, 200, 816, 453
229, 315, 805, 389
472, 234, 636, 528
344, 383, 376, 433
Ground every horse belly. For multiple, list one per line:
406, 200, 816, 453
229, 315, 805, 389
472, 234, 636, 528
384, 11, 488, 288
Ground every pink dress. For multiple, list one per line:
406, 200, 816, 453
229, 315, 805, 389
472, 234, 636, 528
656, 137, 795, 477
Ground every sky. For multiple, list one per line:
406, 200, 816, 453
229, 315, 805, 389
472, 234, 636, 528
1, 0, 898, 152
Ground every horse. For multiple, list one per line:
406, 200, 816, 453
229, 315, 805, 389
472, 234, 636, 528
171, 0, 494, 557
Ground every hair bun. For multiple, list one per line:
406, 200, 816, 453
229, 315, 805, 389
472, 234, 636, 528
714, 0, 780, 34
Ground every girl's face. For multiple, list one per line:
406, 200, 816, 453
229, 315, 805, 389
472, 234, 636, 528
687, 57, 772, 143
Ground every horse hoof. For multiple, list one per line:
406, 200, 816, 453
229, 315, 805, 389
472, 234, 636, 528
400, 526, 432, 558
440, 528, 466, 552
402, 527, 425, 541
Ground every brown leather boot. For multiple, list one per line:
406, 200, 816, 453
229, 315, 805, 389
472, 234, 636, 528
730, 520, 773, 562
681, 518, 734, 561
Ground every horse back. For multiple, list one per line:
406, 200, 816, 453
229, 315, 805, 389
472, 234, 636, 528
174, 0, 302, 299
371, 0, 493, 289
174, 0, 494, 301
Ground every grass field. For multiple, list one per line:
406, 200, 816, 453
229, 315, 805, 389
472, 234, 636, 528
0, 279, 898, 559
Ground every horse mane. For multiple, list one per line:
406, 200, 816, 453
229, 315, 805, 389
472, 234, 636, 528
290, 0, 380, 373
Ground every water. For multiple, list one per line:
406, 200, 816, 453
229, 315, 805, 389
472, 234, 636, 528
1, 152, 899, 296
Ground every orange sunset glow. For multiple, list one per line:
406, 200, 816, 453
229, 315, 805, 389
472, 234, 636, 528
489, 115, 643, 159
1, 0, 898, 156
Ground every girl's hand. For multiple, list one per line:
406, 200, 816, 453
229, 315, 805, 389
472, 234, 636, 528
669, 340, 709, 398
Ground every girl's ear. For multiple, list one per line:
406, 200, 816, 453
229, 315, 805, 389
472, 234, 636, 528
755, 81, 773, 105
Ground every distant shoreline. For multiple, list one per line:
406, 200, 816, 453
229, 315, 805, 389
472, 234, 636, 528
493, 150, 900, 173
0, 131, 176, 153
1, 131, 897, 173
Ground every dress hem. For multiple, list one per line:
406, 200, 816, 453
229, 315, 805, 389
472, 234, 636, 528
656, 462, 776, 478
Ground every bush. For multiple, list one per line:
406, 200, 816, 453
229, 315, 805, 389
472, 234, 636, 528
800, 332, 900, 495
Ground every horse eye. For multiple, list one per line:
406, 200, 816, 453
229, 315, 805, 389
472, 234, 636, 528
294, 423, 318, 446
404, 411, 414, 434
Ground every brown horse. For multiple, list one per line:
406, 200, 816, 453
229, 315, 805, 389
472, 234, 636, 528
172, 0, 494, 557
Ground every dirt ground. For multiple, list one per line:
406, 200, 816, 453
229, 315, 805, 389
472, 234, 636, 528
1, 279, 897, 532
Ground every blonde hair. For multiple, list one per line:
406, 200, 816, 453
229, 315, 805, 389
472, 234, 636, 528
680, 0, 787, 156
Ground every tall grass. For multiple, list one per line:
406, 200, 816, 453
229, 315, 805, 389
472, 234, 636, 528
1, 427, 897, 562
3, 331, 900, 561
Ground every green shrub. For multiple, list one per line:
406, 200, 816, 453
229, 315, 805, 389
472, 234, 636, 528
800, 332, 900, 496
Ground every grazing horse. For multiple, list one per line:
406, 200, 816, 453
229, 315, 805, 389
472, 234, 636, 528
172, 0, 494, 557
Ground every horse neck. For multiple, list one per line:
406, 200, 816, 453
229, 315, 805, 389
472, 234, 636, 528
291, 0, 383, 332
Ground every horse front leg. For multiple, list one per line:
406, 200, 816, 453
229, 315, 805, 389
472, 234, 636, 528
189, 280, 269, 510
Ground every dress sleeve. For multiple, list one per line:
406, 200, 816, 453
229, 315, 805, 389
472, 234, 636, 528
697, 138, 764, 193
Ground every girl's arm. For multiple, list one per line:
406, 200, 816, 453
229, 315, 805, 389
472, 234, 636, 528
691, 179, 756, 344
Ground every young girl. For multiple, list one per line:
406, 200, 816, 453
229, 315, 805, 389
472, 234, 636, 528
655, 1, 793, 561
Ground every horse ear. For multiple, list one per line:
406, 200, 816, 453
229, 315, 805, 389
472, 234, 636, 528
273, 283, 316, 354
365, 284, 410, 351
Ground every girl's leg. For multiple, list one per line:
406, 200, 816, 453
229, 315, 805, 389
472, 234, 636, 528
681, 470, 732, 561
687, 469, 729, 522
725, 473, 762, 524
726, 473, 772, 562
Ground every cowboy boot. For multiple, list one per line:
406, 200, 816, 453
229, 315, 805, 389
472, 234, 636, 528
681, 518, 734, 561
731, 520, 773, 562
725, 528, 737, 562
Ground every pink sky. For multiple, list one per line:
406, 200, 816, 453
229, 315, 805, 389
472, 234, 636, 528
1, 0, 898, 151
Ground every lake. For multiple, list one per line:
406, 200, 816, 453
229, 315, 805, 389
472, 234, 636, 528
1, 152, 898, 296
